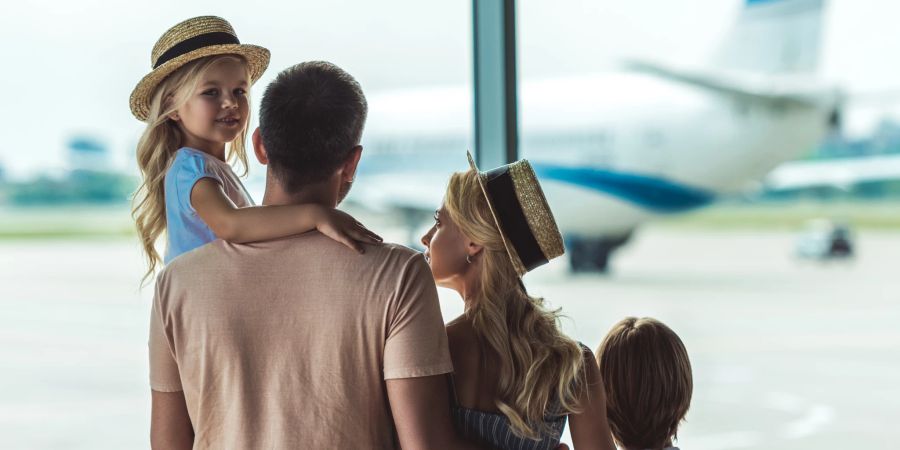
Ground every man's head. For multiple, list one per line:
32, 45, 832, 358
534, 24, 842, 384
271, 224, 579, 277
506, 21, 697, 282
254, 61, 368, 203
596, 317, 693, 450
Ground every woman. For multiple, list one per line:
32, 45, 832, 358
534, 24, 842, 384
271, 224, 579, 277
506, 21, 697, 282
420, 153, 616, 450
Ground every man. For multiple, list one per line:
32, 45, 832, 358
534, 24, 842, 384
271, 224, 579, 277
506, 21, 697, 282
149, 61, 483, 449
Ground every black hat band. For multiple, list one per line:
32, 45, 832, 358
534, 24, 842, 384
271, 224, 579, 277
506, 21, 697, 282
482, 166, 549, 272
153, 32, 241, 69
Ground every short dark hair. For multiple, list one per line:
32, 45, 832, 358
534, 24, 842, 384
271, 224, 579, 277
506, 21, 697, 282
258, 61, 367, 192
597, 317, 693, 450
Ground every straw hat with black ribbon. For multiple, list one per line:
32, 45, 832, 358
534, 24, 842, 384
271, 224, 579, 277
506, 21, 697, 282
466, 151, 565, 277
129, 16, 270, 122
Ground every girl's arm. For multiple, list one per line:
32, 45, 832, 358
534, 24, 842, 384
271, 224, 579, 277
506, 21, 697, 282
568, 349, 617, 450
191, 178, 381, 252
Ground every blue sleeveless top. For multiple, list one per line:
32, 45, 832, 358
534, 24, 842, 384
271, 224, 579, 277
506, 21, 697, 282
163, 147, 254, 263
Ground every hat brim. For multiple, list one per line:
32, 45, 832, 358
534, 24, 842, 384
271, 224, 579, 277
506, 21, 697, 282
129, 43, 270, 121
467, 151, 529, 276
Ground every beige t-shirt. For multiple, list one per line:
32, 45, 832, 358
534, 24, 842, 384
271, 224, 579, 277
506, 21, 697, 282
149, 233, 453, 449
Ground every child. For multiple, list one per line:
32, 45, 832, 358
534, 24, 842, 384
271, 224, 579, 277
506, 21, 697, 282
129, 16, 380, 282
596, 317, 693, 450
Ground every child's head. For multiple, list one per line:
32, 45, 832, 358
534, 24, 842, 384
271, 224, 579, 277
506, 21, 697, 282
596, 317, 692, 450
143, 54, 253, 168
130, 16, 269, 282
156, 55, 251, 150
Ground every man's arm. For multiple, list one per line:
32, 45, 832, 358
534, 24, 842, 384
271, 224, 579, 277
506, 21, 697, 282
149, 273, 192, 448
151, 390, 193, 450
387, 374, 487, 450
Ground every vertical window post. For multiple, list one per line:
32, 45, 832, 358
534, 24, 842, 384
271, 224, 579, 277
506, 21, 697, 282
473, 0, 518, 167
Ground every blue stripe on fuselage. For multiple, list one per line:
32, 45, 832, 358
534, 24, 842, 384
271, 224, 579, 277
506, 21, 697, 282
531, 163, 716, 213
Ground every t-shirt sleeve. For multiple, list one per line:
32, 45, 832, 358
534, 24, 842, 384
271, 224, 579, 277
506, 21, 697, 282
173, 152, 224, 215
383, 253, 454, 380
149, 273, 184, 392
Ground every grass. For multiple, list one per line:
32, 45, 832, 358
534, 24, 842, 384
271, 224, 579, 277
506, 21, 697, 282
657, 201, 900, 230
1, 201, 899, 241
0, 205, 135, 240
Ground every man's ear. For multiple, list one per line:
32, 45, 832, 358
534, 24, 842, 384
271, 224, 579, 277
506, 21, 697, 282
252, 127, 268, 165
340, 145, 363, 182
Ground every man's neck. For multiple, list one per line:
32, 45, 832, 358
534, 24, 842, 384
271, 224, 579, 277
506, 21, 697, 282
261, 174, 337, 208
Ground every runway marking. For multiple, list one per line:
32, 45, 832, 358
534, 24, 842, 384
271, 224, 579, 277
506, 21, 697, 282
688, 430, 763, 449
763, 391, 836, 440
784, 404, 835, 439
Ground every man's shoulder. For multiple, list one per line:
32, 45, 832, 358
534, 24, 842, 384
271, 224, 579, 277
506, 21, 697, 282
288, 233, 419, 260
334, 239, 427, 276
160, 237, 426, 284
291, 236, 431, 288
363, 240, 422, 261
158, 240, 224, 281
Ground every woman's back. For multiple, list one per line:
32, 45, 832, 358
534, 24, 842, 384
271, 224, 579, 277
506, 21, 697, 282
447, 318, 568, 450
447, 318, 499, 411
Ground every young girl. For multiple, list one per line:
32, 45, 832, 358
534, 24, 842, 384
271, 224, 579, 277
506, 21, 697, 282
129, 16, 379, 282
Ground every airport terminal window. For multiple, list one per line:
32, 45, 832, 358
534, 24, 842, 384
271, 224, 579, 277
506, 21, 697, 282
513, 1, 899, 447
4, 2, 898, 449
0, 2, 474, 446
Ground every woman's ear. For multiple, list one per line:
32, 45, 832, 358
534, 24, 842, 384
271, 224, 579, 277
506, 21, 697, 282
252, 127, 268, 165
467, 241, 484, 258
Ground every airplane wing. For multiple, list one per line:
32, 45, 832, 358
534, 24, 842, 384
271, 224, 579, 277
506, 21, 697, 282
763, 154, 900, 191
623, 59, 837, 107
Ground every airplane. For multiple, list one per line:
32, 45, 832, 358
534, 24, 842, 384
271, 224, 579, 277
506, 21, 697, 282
346, 0, 842, 272
764, 153, 900, 192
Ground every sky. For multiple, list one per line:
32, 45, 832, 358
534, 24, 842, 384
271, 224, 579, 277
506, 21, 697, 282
1, 0, 899, 177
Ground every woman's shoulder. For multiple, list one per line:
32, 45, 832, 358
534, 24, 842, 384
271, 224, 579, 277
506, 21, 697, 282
446, 319, 477, 366
446, 318, 478, 362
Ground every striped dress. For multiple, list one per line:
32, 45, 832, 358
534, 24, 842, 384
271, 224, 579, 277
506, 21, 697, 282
448, 375, 567, 450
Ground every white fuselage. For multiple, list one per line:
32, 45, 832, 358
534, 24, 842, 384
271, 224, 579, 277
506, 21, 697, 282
354, 71, 830, 238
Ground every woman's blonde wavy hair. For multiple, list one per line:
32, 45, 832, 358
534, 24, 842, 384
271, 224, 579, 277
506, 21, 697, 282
132, 55, 251, 284
444, 169, 586, 440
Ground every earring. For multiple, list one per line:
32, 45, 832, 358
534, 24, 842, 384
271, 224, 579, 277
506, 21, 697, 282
466, 254, 472, 264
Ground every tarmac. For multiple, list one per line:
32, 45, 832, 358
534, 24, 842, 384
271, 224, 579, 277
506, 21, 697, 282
1, 226, 898, 449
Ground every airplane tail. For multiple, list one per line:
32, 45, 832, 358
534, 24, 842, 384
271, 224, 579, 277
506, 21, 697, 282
712, 0, 826, 75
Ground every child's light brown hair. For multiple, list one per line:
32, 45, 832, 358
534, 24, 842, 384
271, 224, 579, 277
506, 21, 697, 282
596, 317, 692, 450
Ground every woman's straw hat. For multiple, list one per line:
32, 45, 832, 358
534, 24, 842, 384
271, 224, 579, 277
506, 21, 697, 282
466, 151, 565, 276
129, 16, 270, 121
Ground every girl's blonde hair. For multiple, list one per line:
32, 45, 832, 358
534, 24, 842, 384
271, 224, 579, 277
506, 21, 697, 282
132, 55, 251, 284
444, 169, 585, 440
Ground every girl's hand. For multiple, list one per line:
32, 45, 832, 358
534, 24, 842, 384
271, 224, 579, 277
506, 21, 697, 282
315, 207, 383, 253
